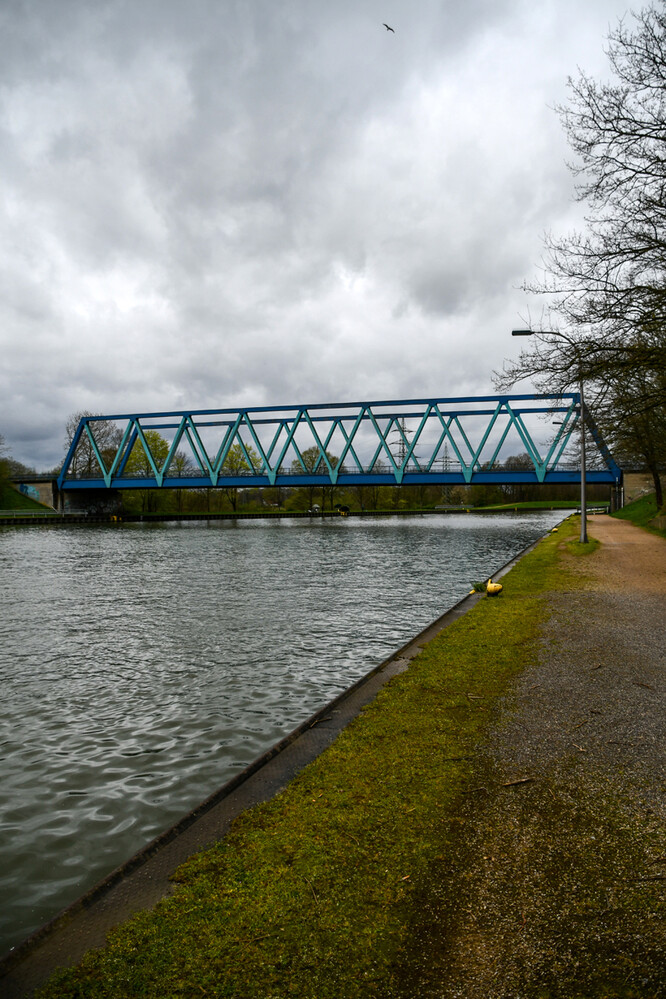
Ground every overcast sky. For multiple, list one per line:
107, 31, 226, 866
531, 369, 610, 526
1, 0, 633, 469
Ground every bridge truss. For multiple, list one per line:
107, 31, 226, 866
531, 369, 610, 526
57, 394, 622, 492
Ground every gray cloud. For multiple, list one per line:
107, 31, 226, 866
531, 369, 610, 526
0, 0, 630, 468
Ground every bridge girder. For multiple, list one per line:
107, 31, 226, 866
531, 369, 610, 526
57, 394, 623, 491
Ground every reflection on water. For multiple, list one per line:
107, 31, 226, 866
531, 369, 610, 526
0, 512, 562, 952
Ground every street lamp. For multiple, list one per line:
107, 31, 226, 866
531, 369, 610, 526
512, 329, 588, 543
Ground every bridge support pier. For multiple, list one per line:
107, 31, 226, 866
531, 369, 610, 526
61, 489, 123, 516
53, 481, 63, 512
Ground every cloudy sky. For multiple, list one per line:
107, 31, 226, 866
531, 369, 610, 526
1, 0, 632, 469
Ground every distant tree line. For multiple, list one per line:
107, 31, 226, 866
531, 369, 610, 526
0, 433, 35, 481
0, 433, 40, 507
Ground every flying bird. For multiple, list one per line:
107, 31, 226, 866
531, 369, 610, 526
383, 23, 395, 32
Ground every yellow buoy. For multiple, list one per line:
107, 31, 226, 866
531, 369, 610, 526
486, 578, 503, 596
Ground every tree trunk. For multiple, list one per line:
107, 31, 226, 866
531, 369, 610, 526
649, 465, 663, 510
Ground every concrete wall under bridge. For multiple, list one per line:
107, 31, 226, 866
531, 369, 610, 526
9, 478, 122, 515
60, 487, 123, 515
10, 479, 58, 510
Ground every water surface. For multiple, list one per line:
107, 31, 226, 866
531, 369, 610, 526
0, 512, 563, 953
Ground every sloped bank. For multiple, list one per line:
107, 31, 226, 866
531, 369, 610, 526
11, 520, 579, 999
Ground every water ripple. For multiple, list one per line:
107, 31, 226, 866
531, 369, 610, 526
0, 512, 562, 952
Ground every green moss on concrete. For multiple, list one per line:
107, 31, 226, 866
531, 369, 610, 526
38, 521, 585, 999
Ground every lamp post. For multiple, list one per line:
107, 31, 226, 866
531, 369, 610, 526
512, 329, 588, 543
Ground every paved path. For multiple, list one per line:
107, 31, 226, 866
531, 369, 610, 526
402, 517, 666, 998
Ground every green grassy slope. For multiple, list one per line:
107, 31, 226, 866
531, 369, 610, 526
0, 482, 50, 512
612, 492, 665, 538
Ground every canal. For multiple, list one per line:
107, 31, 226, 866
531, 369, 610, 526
0, 511, 563, 954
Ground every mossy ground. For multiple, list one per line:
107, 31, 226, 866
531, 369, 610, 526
38, 518, 615, 999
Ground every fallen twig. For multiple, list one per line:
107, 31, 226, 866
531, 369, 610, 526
502, 777, 534, 787
310, 715, 333, 728
247, 932, 277, 944
301, 874, 319, 906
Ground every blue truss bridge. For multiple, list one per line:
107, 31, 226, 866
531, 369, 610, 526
57, 393, 622, 493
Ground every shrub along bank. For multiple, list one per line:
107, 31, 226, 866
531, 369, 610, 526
38, 518, 588, 999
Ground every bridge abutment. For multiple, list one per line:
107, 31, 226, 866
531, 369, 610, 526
61, 489, 123, 515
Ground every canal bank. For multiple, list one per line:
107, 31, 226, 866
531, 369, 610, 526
0, 523, 548, 998
0, 504, 600, 527
5, 514, 665, 998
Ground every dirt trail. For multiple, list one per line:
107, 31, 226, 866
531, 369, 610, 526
579, 515, 666, 592
401, 517, 666, 999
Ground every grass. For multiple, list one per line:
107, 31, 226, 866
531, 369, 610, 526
0, 482, 50, 512
38, 520, 587, 999
612, 492, 666, 538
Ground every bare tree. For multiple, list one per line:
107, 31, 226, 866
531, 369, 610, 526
594, 368, 666, 506
497, 3, 666, 508
63, 412, 122, 478
535, 4, 666, 350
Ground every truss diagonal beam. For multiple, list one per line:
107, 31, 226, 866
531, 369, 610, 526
57, 393, 623, 491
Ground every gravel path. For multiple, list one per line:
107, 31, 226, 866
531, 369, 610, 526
401, 516, 666, 998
